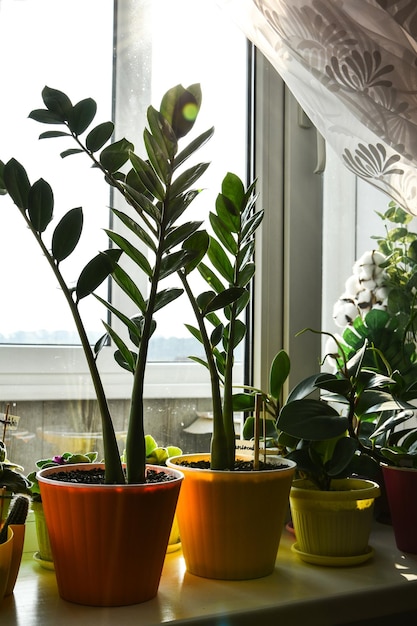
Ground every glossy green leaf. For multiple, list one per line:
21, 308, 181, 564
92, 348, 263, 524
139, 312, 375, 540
210, 323, 224, 347
210, 212, 237, 255
111, 208, 157, 253
232, 393, 256, 411
166, 189, 201, 226
86, 122, 114, 153
241, 210, 264, 242
164, 221, 202, 251
174, 127, 214, 172
42, 86, 73, 120
160, 84, 201, 139
204, 287, 245, 314
105, 230, 152, 278
170, 162, 209, 198
154, 288, 183, 312
60, 148, 84, 158
29, 109, 65, 125
215, 193, 240, 232
123, 184, 162, 224
76, 249, 122, 301
28, 178, 54, 233
52, 207, 83, 262
129, 152, 165, 201
278, 399, 347, 440
94, 332, 109, 357
238, 262, 255, 287
111, 264, 146, 313
207, 238, 234, 283
159, 250, 190, 279
197, 261, 225, 293
3, 158, 30, 210
144, 127, 170, 183
269, 350, 291, 399
0, 160, 6, 194
184, 324, 203, 343
100, 138, 133, 173
221, 171, 245, 209
327, 437, 358, 476
147, 105, 177, 161
39, 130, 71, 139
68, 98, 97, 135
181, 230, 209, 275
103, 321, 137, 373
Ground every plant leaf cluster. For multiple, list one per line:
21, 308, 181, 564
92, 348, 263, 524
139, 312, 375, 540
179, 173, 264, 469
0, 84, 214, 484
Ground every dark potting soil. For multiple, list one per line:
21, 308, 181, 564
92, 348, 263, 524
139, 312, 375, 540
177, 459, 289, 471
46, 467, 176, 485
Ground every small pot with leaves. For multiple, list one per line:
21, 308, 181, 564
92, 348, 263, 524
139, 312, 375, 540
0, 83, 220, 605
369, 410, 417, 553
272, 334, 415, 565
166, 181, 296, 580
330, 202, 417, 553
27, 452, 97, 566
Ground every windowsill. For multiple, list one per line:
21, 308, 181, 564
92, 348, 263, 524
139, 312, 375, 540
3, 522, 417, 625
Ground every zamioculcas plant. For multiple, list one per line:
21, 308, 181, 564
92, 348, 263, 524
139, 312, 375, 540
178, 173, 264, 470
0, 84, 217, 485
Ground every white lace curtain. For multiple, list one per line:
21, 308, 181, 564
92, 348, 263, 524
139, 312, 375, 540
217, 0, 417, 215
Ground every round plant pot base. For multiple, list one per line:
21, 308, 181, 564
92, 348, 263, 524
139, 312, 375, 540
33, 551, 55, 570
291, 543, 374, 567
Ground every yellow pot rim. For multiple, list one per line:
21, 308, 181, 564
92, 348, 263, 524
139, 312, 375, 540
167, 453, 296, 475
290, 477, 380, 500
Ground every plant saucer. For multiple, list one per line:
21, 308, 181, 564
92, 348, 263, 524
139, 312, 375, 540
33, 551, 55, 570
291, 543, 374, 567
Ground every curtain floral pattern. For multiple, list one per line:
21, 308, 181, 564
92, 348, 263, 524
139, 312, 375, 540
217, 0, 417, 214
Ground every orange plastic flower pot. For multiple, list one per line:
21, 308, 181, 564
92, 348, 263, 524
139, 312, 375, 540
166, 453, 296, 579
0, 527, 13, 603
37, 463, 183, 606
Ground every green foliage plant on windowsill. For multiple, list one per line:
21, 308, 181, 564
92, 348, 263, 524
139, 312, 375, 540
0, 83, 218, 485
328, 202, 417, 471
274, 330, 415, 490
177, 173, 264, 470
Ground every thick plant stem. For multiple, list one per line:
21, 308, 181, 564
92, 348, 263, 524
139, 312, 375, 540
179, 271, 228, 468
23, 217, 124, 484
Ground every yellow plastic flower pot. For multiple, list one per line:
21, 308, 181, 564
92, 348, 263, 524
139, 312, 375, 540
290, 478, 380, 563
167, 453, 296, 580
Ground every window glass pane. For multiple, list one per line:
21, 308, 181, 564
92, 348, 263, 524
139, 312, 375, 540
1, 0, 248, 472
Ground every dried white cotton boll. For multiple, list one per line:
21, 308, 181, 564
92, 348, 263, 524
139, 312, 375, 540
374, 286, 389, 303
356, 288, 372, 313
333, 298, 358, 327
371, 250, 387, 267
361, 278, 377, 291
345, 274, 361, 296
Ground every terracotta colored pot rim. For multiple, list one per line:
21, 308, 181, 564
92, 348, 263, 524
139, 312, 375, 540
167, 453, 296, 474
37, 462, 184, 488
290, 478, 380, 500
382, 463, 417, 474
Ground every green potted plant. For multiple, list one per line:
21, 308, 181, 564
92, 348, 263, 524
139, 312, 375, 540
329, 202, 417, 554
0, 83, 217, 605
272, 335, 411, 565
166, 180, 296, 580
369, 410, 417, 553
